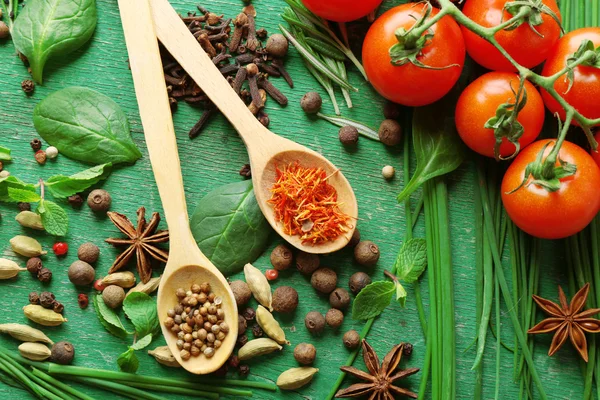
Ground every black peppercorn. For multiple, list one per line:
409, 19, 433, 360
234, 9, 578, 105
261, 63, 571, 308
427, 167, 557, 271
378, 119, 402, 146
236, 334, 248, 347
26, 257, 43, 275
228, 355, 240, 368
39, 292, 56, 309
300, 92, 322, 114
238, 364, 250, 376
53, 301, 64, 314
238, 314, 247, 334
87, 189, 111, 212
242, 307, 256, 321
239, 164, 251, 178
355, 240, 380, 266
349, 272, 372, 295
21, 79, 35, 94
339, 126, 359, 145
30, 139, 42, 152
37, 268, 52, 283
403, 342, 413, 357
251, 324, 263, 338
18, 202, 31, 212
214, 364, 228, 377
29, 292, 40, 305
67, 194, 84, 208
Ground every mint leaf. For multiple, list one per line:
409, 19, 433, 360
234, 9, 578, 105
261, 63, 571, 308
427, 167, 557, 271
0, 177, 37, 202
0, 146, 11, 161
117, 348, 139, 373
395, 238, 427, 283
123, 293, 159, 338
395, 282, 407, 308
7, 187, 41, 203
93, 294, 129, 338
351, 281, 395, 320
131, 334, 153, 351
37, 200, 68, 236
46, 163, 113, 198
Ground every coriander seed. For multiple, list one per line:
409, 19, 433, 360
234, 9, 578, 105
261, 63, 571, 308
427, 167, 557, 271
326, 308, 344, 328
305, 311, 325, 335
343, 330, 360, 349
270, 244, 293, 271
382, 165, 395, 180
87, 189, 111, 212
339, 126, 359, 145
294, 343, 316, 365
311, 268, 337, 294
378, 119, 402, 146
355, 241, 380, 266
300, 92, 322, 114
349, 272, 372, 295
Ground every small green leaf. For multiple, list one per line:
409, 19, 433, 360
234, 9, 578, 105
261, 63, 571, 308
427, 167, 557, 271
123, 293, 159, 338
395, 282, 407, 308
93, 295, 128, 339
395, 238, 428, 283
131, 334, 153, 351
351, 281, 395, 320
0, 177, 37, 202
0, 146, 11, 161
117, 348, 139, 373
46, 163, 113, 198
37, 200, 68, 236
7, 187, 41, 203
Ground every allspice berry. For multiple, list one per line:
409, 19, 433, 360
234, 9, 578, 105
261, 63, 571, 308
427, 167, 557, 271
326, 308, 344, 328
230, 280, 252, 306
305, 311, 325, 335
51, 341, 75, 365
102, 285, 125, 309
348, 228, 361, 248
87, 189, 111, 212
338, 126, 359, 145
0, 21, 9, 39
354, 241, 380, 266
378, 119, 402, 146
78, 242, 100, 264
296, 251, 320, 275
349, 272, 372, 295
265, 33, 288, 58
329, 288, 350, 310
272, 286, 299, 313
383, 101, 401, 120
343, 330, 360, 349
68, 261, 95, 286
26, 257, 43, 275
294, 343, 316, 365
270, 244, 293, 271
311, 268, 337, 294
300, 92, 322, 114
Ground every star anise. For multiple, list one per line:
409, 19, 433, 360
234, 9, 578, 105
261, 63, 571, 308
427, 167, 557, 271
336, 340, 419, 399
528, 283, 600, 362
105, 207, 169, 284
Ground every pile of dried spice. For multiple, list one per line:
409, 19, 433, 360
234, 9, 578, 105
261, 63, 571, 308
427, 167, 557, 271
268, 162, 352, 245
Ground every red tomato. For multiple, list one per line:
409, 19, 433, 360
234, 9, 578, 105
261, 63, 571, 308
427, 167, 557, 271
462, 0, 562, 71
301, 0, 382, 22
502, 140, 600, 239
362, 3, 465, 107
455, 72, 544, 158
540, 28, 600, 125
592, 132, 600, 168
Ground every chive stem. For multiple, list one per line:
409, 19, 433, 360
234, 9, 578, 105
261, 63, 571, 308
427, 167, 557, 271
316, 112, 379, 141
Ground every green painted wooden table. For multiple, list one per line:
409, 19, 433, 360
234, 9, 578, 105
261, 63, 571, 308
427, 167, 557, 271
0, 0, 587, 398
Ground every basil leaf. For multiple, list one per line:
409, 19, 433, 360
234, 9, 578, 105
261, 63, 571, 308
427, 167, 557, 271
0, 177, 37, 202
12, 0, 97, 83
46, 163, 112, 198
351, 281, 395, 320
0, 146, 11, 161
395, 282, 407, 308
123, 292, 159, 338
93, 294, 128, 339
397, 99, 465, 203
130, 334, 153, 351
33, 87, 142, 165
36, 200, 69, 236
117, 348, 139, 373
395, 238, 427, 283
190, 180, 271, 276
7, 187, 41, 203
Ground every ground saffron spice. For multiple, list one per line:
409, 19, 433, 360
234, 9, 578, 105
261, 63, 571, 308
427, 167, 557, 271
268, 162, 353, 244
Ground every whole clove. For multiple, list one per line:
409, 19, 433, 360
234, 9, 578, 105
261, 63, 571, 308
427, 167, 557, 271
258, 76, 288, 106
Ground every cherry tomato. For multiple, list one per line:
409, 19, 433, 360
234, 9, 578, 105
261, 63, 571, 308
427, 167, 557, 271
52, 242, 68, 256
265, 269, 279, 281
301, 0, 382, 22
502, 140, 600, 239
540, 28, 600, 125
462, 0, 562, 71
455, 72, 544, 158
592, 132, 600, 168
362, 3, 465, 107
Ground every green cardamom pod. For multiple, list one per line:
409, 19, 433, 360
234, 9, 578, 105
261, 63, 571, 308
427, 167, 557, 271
148, 346, 180, 368
10, 236, 47, 257
277, 367, 319, 390
18, 342, 51, 361
127, 276, 161, 298
15, 211, 45, 230
0, 258, 27, 279
256, 305, 289, 345
244, 263, 272, 311
102, 271, 136, 288
23, 305, 67, 326
0, 323, 53, 344
238, 338, 282, 360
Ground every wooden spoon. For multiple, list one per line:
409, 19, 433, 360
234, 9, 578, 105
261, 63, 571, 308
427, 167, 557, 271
117, 0, 238, 374
150, 0, 358, 254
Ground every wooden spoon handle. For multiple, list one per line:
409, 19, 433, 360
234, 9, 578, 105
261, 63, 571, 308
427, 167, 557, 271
117, 0, 194, 248
150, 0, 265, 141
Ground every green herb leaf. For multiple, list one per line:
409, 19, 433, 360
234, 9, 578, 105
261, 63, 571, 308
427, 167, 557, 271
92, 294, 129, 339
351, 281, 395, 320
123, 292, 159, 338
11, 0, 97, 84
33, 87, 142, 165
7, 187, 41, 203
397, 99, 465, 203
395, 238, 427, 283
0, 146, 11, 161
190, 180, 271, 276
395, 282, 407, 308
46, 163, 113, 198
117, 348, 139, 373
130, 334, 153, 351
0, 177, 37, 203
36, 200, 68, 236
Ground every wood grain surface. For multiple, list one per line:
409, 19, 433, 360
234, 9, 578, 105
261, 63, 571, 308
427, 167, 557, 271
0, 0, 584, 399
